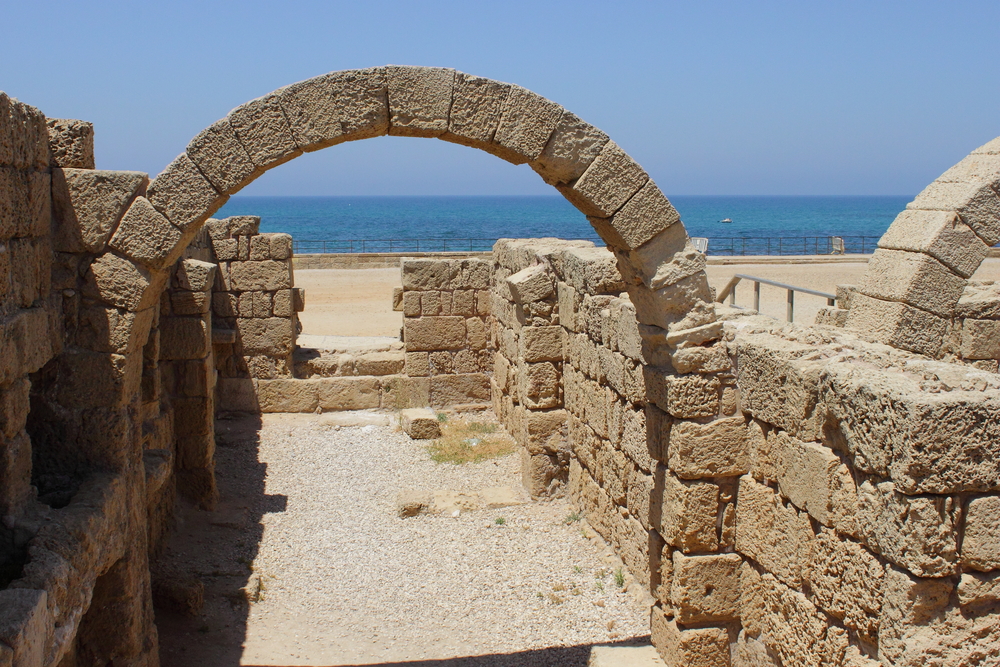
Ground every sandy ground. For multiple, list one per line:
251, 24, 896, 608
295, 259, 1000, 337
155, 412, 651, 666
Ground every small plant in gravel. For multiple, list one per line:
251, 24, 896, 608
594, 580, 605, 593
614, 567, 625, 589
564, 511, 582, 524
552, 583, 566, 592
426, 418, 516, 464
547, 592, 564, 605
495, 516, 506, 525
436, 412, 448, 423
573, 565, 583, 574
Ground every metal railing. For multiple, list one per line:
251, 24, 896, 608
716, 273, 836, 323
290, 235, 880, 255
700, 235, 879, 256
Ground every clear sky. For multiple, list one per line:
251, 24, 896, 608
2, 1, 998, 196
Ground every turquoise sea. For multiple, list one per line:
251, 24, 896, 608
215, 195, 912, 255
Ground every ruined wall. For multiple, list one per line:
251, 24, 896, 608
399, 257, 493, 407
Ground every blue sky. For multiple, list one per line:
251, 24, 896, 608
1, 1, 998, 196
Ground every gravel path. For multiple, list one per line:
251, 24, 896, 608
157, 411, 651, 666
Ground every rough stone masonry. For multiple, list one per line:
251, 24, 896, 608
0, 65, 998, 666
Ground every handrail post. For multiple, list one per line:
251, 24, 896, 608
787, 289, 794, 322
729, 284, 736, 306
754, 281, 761, 311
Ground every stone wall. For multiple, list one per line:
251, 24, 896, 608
400, 257, 493, 407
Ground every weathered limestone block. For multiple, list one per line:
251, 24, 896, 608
317, 377, 381, 410
735, 332, 828, 441
521, 448, 565, 497
0, 588, 49, 667
858, 248, 966, 317
441, 72, 510, 151
354, 351, 405, 376
958, 281, 1000, 319
619, 407, 653, 473
650, 607, 729, 667
51, 168, 147, 253
0, 378, 28, 439
732, 631, 782, 667
381, 375, 430, 409
227, 215, 260, 236
520, 326, 563, 362
590, 180, 682, 251
160, 316, 210, 360
740, 564, 849, 667
877, 565, 1000, 667
559, 141, 648, 219
109, 197, 185, 270
47, 118, 95, 168
820, 358, 1000, 493
0, 94, 48, 170
186, 118, 259, 194
773, 432, 856, 529
506, 264, 554, 303
387, 66, 454, 138
401, 258, 491, 290
908, 177, 1000, 245
962, 495, 1000, 571
256, 378, 319, 412
76, 304, 154, 355
735, 475, 815, 589
228, 93, 301, 170
56, 350, 142, 409
175, 258, 216, 292
0, 307, 56, 385
844, 292, 949, 357
654, 466, 719, 553
878, 209, 988, 278
211, 238, 237, 261
958, 570, 1000, 607
856, 479, 958, 577
806, 528, 884, 639
493, 86, 564, 164
235, 317, 294, 355
644, 368, 720, 420
531, 111, 609, 185
400, 407, 440, 439
517, 361, 560, 409
279, 67, 389, 150
560, 246, 624, 295
668, 416, 750, 479
228, 259, 292, 291
429, 373, 490, 406
669, 343, 730, 374
961, 318, 1000, 359
0, 431, 32, 513
403, 316, 466, 352
627, 275, 714, 331
147, 153, 228, 231
670, 552, 742, 623
84, 252, 165, 312
617, 234, 705, 296
249, 234, 271, 261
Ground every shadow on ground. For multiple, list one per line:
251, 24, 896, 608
153, 412, 650, 666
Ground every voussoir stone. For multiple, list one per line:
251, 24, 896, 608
878, 209, 988, 279
559, 140, 649, 218
186, 118, 259, 194
590, 180, 682, 251
83, 252, 164, 312
109, 196, 184, 270
387, 65, 455, 138
228, 93, 301, 170
908, 178, 1000, 245
442, 73, 511, 150
493, 86, 564, 164
856, 248, 966, 318
51, 168, 147, 253
531, 111, 609, 185
278, 67, 389, 151
147, 153, 228, 231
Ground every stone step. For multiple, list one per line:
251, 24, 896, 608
588, 645, 666, 667
294, 335, 405, 378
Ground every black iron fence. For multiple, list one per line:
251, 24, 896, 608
291, 235, 883, 256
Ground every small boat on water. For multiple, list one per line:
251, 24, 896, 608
719, 218, 733, 223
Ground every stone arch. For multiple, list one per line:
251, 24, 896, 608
846, 137, 1000, 357
83, 65, 718, 407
